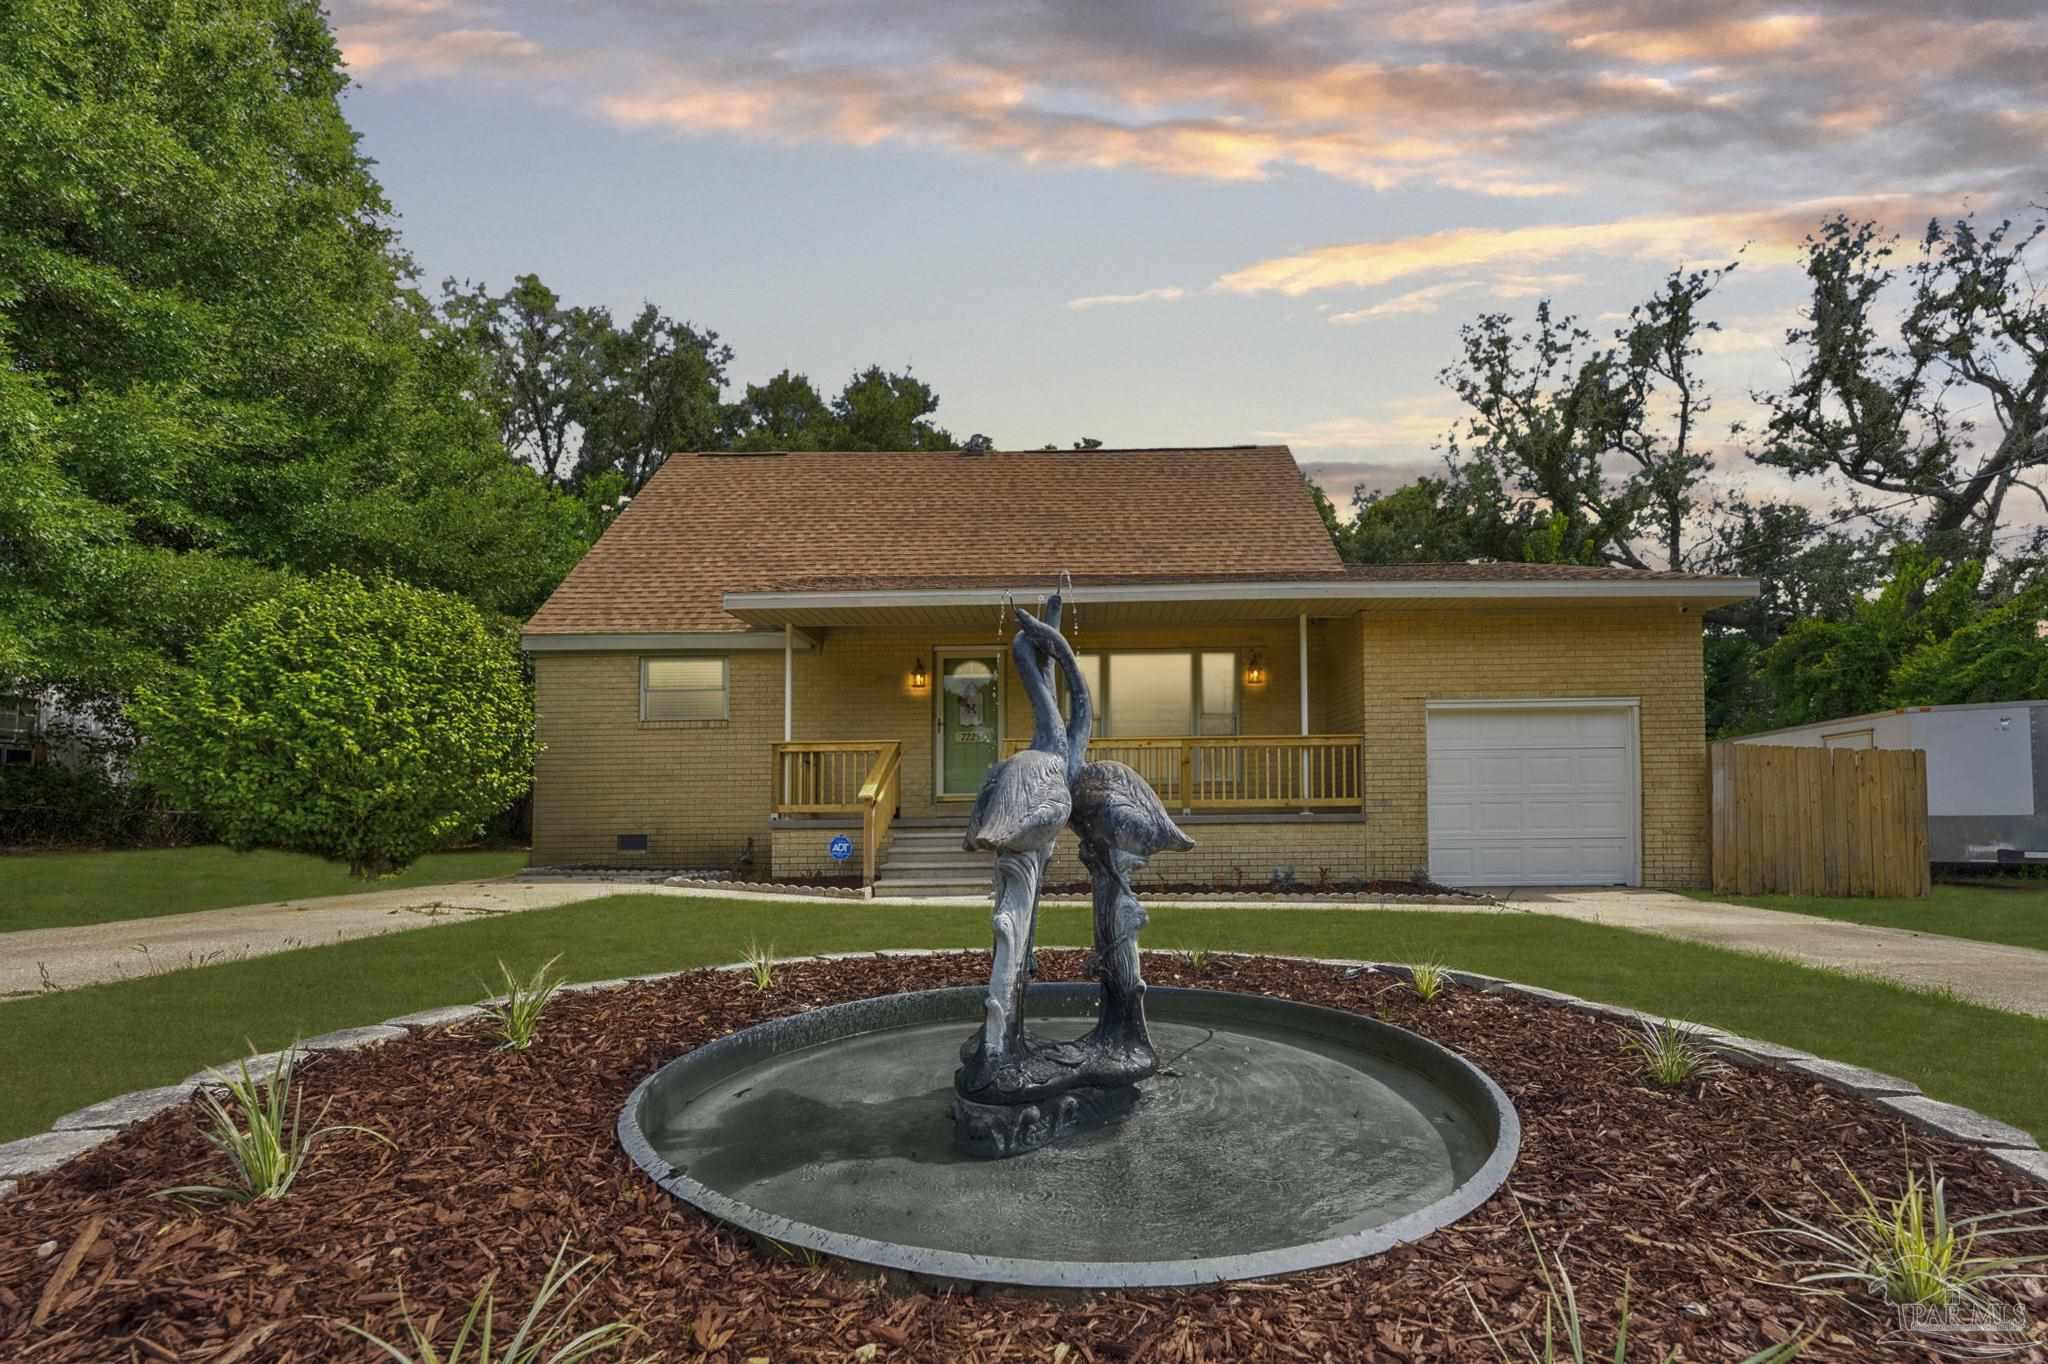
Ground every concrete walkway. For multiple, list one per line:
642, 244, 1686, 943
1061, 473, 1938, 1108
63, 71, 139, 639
1502, 887, 2048, 1018
7, 878, 2048, 1019
0, 879, 690, 997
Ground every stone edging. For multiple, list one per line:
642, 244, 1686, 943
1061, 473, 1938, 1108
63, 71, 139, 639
3, 951, 2041, 1200
662, 876, 869, 900
520, 868, 1491, 906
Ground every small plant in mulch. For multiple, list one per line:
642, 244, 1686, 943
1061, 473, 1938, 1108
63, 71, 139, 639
742, 937, 777, 991
1181, 944, 1213, 972
1407, 960, 1452, 1004
339, 1238, 652, 1364
1768, 1158, 2048, 1315
1469, 1214, 1808, 1363
158, 1046, 390, 1203
1621, 1019, 1726, 1088
482, 955, 566, 1051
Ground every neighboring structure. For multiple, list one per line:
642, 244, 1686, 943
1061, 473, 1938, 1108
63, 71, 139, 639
0, 692, 44, 768
521, 447, 1757, 891
1737, 702, 2048, 866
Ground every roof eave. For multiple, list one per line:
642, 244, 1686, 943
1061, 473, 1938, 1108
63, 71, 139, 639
721, 576, 1761, 622
520, 629, 816, 653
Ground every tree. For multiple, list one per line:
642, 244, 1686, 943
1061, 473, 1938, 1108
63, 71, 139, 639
1696, 499, 1891, 733
443, 280, 732, 492
1614, 265, 1731, 569
1438, 267, 1732, 570
831, 365, 956, 450
726, 369, 836, 449
1756, 211, 2048, 567
0, 0, 590, 721
1312, 467, 1599, 567
440, 275, 604, 485
724, 365, 957, 450
577, 305, 731, 490
1887, 577, 2048, 705
130, 576, 534, 876
1747, 549, 1987, 730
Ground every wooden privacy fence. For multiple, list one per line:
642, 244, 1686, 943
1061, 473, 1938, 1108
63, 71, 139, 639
1710, 743, 1930, 898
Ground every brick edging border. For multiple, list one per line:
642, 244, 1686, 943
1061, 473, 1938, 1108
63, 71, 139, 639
3, 952, 2041, 1199
660, 877, 1491, 906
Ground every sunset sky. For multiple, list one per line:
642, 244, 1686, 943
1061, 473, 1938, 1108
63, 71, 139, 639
329, 0, 2047, 513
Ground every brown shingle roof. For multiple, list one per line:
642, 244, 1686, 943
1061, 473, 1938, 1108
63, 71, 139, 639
524, 446, 1343, 634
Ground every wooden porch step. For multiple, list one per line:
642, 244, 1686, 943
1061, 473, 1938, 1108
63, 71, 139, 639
880, 827, 974, 851
881, 849, 991, 869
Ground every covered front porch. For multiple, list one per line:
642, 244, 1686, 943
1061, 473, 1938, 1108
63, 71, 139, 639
728, 584, 1370, 888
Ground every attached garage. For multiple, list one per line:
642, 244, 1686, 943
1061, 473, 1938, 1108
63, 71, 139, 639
1426, 701, 1640, 887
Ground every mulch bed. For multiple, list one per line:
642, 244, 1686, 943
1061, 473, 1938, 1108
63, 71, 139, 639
3, 953, 2046, 1363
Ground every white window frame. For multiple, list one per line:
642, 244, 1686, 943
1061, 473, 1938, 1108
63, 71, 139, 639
639, 656, 730, 723
0, 694, 38, 742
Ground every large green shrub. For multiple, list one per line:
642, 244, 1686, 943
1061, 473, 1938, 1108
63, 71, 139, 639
1888, 580, 2048, 706
130, 575, 534, 876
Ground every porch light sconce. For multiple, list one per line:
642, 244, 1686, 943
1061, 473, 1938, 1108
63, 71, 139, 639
1245, 650, 1268, 687
909, 657, 930, 691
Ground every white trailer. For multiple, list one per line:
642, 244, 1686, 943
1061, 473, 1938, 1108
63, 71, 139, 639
1735, 701, 2048, 865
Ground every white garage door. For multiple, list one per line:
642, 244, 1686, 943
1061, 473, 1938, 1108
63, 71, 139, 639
1427, 704, 1639, 887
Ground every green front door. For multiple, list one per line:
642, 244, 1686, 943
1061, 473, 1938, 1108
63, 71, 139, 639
938, 653, 1001, 797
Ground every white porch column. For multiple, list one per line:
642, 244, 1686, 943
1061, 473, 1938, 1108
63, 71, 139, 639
1299, 612, 1311, 805
782, 624, 793, 807
1298, 612, 1309, 736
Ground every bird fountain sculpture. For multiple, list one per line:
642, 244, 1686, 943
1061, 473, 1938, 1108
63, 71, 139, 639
953, 591, 1194, 1158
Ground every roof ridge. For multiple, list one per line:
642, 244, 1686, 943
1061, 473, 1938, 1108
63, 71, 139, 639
682, 444, 1290, 458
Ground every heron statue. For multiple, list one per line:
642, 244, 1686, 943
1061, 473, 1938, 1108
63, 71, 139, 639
952, 590, 1194, 1157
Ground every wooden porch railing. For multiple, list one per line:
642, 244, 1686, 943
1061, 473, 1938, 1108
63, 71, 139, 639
772, 740, 903, 884
1001, 734, 1362, 811
858, 743, 903, 886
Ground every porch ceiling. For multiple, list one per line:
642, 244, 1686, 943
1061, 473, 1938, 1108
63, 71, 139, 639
721, 576, 1760, 629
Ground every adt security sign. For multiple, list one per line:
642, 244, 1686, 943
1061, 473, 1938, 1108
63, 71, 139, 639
828, 834, 854, 863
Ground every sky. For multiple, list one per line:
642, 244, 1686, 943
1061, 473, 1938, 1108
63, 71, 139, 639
328, 0, 2048, 525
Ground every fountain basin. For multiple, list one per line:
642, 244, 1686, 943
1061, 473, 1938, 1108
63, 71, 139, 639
619, 983, 1518, 1289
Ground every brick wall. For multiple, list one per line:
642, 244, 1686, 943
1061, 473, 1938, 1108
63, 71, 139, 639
531, 605, 1709, 887
771, 824, 860, 879
531, 651, 782, 870
1356, 604, 1708, 889
1323, 614, 1364, 735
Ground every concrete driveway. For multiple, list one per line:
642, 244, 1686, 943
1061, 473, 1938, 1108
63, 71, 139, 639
1502, 887, 2048, 1018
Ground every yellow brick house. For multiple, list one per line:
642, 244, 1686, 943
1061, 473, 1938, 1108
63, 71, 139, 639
521, 446, 1757, 892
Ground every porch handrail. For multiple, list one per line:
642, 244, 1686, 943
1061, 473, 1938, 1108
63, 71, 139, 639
999, 733, 1362, 811
858, 743, 903, 886
772, 739, 902, 886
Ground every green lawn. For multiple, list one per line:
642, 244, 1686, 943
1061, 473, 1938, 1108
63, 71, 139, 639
0, 845, 532, 934
3, 894, 2045, 1146
1684, 882, 2048, 954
